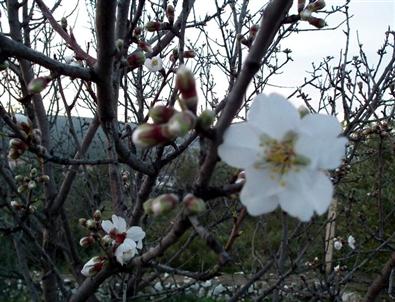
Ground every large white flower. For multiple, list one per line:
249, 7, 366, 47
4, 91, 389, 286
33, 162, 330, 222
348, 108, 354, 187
218, 93, 347, 221
144, 56, 163, 72
101, 215, 146, 265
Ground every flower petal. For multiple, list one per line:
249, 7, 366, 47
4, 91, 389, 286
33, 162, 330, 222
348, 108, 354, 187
239, 168, 282, 215
278, 170, 333, 221
218, 123, 260, 169
127, 226, 146, 242
101, 220, 114, 234
296, 114, 347, 169
248, 93, 301, 140
112, 215, 127, 233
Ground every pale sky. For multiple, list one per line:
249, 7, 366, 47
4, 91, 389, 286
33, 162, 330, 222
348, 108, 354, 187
2, 0, 394, 117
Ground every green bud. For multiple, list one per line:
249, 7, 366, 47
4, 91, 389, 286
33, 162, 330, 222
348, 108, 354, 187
197, 110, 215, 130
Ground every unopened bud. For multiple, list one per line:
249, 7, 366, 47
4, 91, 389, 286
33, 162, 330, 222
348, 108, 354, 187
31, 128, 42, 145
306, 0, 326, 12
127, 51, 146, 69
9, 138, 25, 149
28, 180, 37, 190
15, 175, 24, 182
27, 76, 51, 94
17, 185, 27, 193
138, 40, 153, 53
30, 168, 38, 177
176, 66, 198, 113
81, 256, 105, 277
14, 114, 32, 133
166, 5, 175, 24
236, 34, 250, 47
307, 16, 327, 28
115, 39, 124, 52
151, 193, 178, 216
101, 235, 113, 247
60, 17, 68, 31
38, 175, 50, 183
0, 60, 9, 71
28, 205, 36, 213
298, 0, 306, 12
132, 124, 173, 148
79, 218, 87, 227
300, 9, 312, 21
249, 25, 259, 38
183, 50, 196, 58
197, 110, 215, 130
145, 21, 162, 32
167, 111, 196, 137
80, 236, 95, 248
133, 26, 142, 37
86, 219, 97, 230
93, 210, 102, 221
183, 194, 206, 214
143, 198, 154, 215
10, 200, 23, 210
149, 105, 176, 124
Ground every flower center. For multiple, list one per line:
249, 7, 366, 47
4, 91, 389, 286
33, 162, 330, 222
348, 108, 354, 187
115, 232, 127, 244
255, 132, 309, 184
151, 58, 158, 66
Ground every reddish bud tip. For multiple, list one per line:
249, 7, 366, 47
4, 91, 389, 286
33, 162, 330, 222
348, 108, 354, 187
149, 105, 177, 124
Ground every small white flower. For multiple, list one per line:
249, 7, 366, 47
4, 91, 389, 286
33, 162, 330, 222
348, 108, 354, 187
334, 264, 341, 273
334, 239, 343, 251
144, 56, 163, 72
347, 235, 356, 250
101, 215, 146, 265
300, 9, 312, 21
218, 93, 347, 221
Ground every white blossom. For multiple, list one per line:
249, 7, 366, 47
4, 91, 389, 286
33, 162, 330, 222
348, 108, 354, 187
144, 56, 163, 72
218, 93, 347, 221
101, 215, 146, 265
81, 257, 105, 277
334, 239, 343, 251
347, 235, 356, 250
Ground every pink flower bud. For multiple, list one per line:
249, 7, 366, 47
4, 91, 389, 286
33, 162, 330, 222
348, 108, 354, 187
145, 21, 162, 32
167, 111, 196, 137
93, 210, 102, 221
306, 0, 326, 12
138, 40, 153, 53
197, 110, 215, 130
0, 61, 9, 71
10, 200, 23, 210
86, 219, 97, 231
183, 50, 196, 58
133, 26, 142, 37
79, 218, 87, 227
101, 235, 113, 247
79, 236, 95, 248
166, 5, 175, 24
81, 256, 105, 277
143, 198, 154, 215
183, 194, 206, 214
14, 114, 32, 133
149, 105, 177, 124
307, 16, 327, 28
249, 25, 259, 38
9, 138, 27, 150
298, 0, 306, 12
27, 76, 51, 94
60, 17, 68, 31
176, 66, 198, 113
127, 51, 146, 69
31, 128, 42, 145
150, 193, 178, 216
299, 9, 312, 21
28, 180, 36, 190
132, 124, 173, 148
